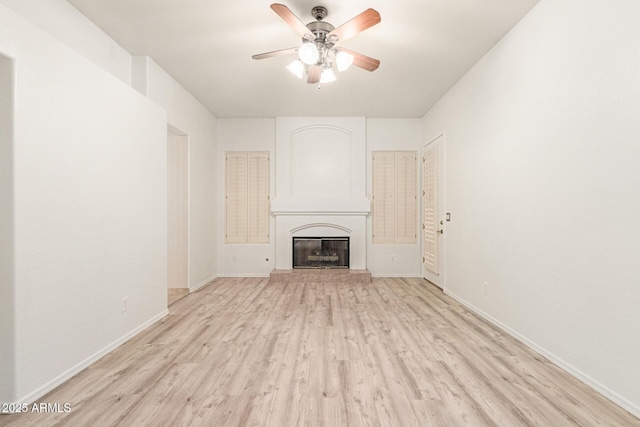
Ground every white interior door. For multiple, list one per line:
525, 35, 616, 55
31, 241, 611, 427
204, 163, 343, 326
422, 135, 445, 288
167, 130, 189, 290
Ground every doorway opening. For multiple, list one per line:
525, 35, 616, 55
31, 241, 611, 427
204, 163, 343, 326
167, 127, 189, 306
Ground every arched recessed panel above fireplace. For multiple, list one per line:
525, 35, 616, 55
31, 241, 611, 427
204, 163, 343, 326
290, 125, 352, 198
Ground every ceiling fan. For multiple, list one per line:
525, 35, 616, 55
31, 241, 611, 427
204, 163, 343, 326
252, 4, 381, 84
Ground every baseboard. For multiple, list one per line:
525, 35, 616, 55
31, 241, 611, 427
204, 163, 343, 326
445, 289, 640, 420
190, 275, 217, 292
14, 309, 169, 406
217, 273, 270, 278
370, 274, 423, 278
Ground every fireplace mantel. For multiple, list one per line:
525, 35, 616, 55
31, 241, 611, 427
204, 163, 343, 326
271, 198, 370, 270
271, 198, 370, 216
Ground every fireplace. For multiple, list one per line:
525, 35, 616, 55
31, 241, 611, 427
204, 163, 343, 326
293, 237, 349, 269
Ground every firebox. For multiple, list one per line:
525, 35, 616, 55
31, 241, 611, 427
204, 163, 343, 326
292, 237, 349, 269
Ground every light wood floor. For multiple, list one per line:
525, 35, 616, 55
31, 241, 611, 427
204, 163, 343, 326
168, 287, 190, 306
1, 277, 638, 426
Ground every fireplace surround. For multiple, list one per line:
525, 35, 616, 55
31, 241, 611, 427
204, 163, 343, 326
272, 117, 369, 270
293, 237, 349, 269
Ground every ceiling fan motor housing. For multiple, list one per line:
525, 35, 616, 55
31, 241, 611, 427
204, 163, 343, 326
306, 21, 335, 44
305, 5, 336, 45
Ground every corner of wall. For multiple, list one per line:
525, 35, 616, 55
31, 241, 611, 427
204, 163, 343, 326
131, 55, 149, 96
0, 53, 16, 405
0, 0, 133, 85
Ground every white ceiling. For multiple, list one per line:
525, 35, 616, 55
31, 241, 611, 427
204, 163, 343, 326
67, 0, 539, 118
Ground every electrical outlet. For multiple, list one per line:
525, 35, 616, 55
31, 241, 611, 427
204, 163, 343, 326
121, 297, 128, 313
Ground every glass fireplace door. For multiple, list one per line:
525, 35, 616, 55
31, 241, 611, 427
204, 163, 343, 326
292, 237, 349, 269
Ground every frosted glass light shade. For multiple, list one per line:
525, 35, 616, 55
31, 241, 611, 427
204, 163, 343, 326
298, 42, 319, 65
287, 60, 304, 79
336, 51, 354, 72
320, 68, 336, 83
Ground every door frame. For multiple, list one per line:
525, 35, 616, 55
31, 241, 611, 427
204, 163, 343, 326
422, 132, 446, 289
167, 125, 190, 291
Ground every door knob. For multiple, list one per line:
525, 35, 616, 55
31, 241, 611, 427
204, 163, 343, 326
437, 229, 443, 234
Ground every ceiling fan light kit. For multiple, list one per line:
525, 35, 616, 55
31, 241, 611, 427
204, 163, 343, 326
298, 42, 319, 65
252, 3, 381, 85
336, 51, 355, 72
286, 60, 304, 78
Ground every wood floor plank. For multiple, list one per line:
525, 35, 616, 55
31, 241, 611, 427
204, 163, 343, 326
1, 277, 639, 427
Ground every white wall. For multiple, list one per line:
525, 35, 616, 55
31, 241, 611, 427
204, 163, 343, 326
0, 2, 218, 293
216, 117, 423, 276
135, 56, 218, 290
274, 117, 367, 200
1, 3, 168, 404
366, 119, 423, 277
422, 0, 640, 416
0, 54, 15, 403
0, 0, 132, 85
217, 118, 276, 277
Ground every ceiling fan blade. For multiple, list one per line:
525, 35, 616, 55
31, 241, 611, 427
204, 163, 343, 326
338, 48, 380, 72
252, 47, 298, 60
270, 4, 314, 39
307, 65, 322, 84
328, 9, 381, 43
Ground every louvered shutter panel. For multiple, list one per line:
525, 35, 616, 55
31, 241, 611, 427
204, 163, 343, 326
226, 152, 248, 243
423, 145, 439, 274
247, 152, 270, 243
372, 152, 395, 244
395, 152, 417, 243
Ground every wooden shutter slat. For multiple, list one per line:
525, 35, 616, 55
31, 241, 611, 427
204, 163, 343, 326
423, 146, 439, 273
247, 152, 270, 243
226, 151, 270, 244
372, 152, 395, 244
395, 152, 417, 244
373, 151, 417, 245
226, 152, 248, 243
